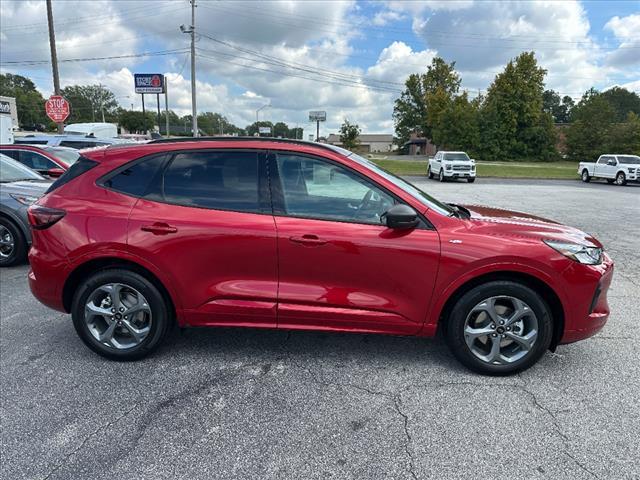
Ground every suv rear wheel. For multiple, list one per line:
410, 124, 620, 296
0, 218, 26, 267
71, 269, 171, 360
444, 281, 553, 375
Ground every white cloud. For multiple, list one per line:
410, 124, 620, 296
604, 14, 640, 67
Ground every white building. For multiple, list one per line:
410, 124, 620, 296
326, 133, 395, 153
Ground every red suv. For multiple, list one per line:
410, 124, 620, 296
28, 138, 613, 374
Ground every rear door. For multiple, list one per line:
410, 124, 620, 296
123, 149, 278, 328
270, 151, 440, 335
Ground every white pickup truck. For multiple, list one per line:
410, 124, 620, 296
579, 154, 640, 186
428, 151, 476, 183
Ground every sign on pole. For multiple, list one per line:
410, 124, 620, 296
45, 95, 70, 123
309, 111, 326, 122
258, 126, 272, 135
134, 74, 165, 94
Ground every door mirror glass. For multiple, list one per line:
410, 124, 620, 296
383, 204, 419, 229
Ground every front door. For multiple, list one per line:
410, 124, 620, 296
125, 149, 278, 328
270, 152, 440, 335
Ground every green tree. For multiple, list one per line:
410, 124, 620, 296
196, 112, 243, 136
480, 52, 556, 160
339, 119, 361, 151
600, 87, 640, 122
117, 110, 155, 134
543, 90, 574, 123
393, 57, 461, 146
606, 112, 640, 155
565, 89, 615, 160
432, 93, 480, 156
60, 84, 119, 123
0, 73, 49, 127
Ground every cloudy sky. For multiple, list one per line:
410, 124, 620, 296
1, 0, 638, 137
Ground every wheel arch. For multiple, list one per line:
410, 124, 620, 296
436, 270, 565, 350
62, 257, 177, 323
0, 209, 29, 243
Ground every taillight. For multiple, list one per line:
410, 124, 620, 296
27, 205, 66, 230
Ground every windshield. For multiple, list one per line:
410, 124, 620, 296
45, 147, 80, 164
327, 145, 455, 216
0, 154, 45, 182
617, 155, 640, 165
444, 152, 470, 161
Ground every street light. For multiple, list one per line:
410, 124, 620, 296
255, 103, 270, 136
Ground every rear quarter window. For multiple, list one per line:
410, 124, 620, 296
100, 154, 167, 197
46, 157, 99, 193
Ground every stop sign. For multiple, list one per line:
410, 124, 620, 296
45, 95, 70, 123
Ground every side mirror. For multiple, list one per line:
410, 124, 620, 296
47, 167, 65, 177
607, 160, 616, 166
383, 204, 419, 230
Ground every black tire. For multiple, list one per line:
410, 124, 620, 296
0, 217, 27, 267
71, 269, 171, 361
606, 179, 615, 184
444, 281, 553, 375
615, 172, 627, 186
439, 169, 446, 182
581, 169, 590, 183
428, 166, 433, 179
467, 178, 476, 183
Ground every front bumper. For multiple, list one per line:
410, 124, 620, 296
559, 252, 614, 344
444, 170, 476, 178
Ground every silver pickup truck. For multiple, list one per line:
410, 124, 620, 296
578, 154, 640, 186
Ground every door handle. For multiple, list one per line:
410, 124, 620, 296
289, 234, 327, 246
141, 222, 178, 235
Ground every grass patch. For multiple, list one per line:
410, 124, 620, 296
370, 159, 578, 179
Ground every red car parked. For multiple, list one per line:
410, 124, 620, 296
27, 138, 613, 374
0, 144, 80, 178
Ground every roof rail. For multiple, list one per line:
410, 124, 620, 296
147, 136, 340, 154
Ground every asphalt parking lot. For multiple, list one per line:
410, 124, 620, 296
1, 178, 638, 480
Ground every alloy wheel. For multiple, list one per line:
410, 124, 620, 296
463, 296, 538, 365
84, 283, 152, 349
0, 225, 15, 259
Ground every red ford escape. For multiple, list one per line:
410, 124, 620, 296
27, 138, 613, 375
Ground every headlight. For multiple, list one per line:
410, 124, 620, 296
10, 194, 39, 206
543, 239, 602, 265
445, 164, 452, 170
629, 168, 636, 174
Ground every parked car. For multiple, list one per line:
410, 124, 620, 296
0, 153, 51, 266
0, 144, 80, 177
428, 151, 476, 182
579, 154, 640, 185
13, 134, 126, 149
27, 138, 613, 374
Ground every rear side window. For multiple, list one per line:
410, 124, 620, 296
19, 151, 56, 170
46, 157, 98, 193
102, 155, 166, 197
161, 151, 260, 213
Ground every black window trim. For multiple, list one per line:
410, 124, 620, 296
267, 149, 434, 230
97, 148, 272, 216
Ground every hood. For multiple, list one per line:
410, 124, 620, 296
1, 180, 51, 197
461, 204, 602, 248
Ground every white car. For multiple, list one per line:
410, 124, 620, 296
428, 151, 476, 183
579, 154, 640, 186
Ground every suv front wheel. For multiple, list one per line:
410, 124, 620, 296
71, 269, 171, 360
444, 281, 553, 375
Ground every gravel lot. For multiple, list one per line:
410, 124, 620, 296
1, 178, 638, 480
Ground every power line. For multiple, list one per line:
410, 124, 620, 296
0, 49, 189, 67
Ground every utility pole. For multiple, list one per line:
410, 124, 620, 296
189, 0, 198, 137
46, 0, 63, 133
98, 83, 105, 122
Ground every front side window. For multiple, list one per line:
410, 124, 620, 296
161, 151, 260, 213
275, 154, 394, 224
598, 156, 614, 164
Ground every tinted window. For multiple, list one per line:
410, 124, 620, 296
617, 155, 640, 165
598, 156, 613, 164
1, 150, 20, 161
444, 152, 470, 161
161, 151, 260, 212
103, 155, 166, 197
19, 151, 56, 170
59, 141, 108, 149
276, 154, 394, 224
47, 157, 98, 193
14, 139, 48, 145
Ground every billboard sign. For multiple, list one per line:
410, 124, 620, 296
45, 95, 70, 123
134, 73, 165, 94
258, 126, 272, 134
309, 111, 326, 122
